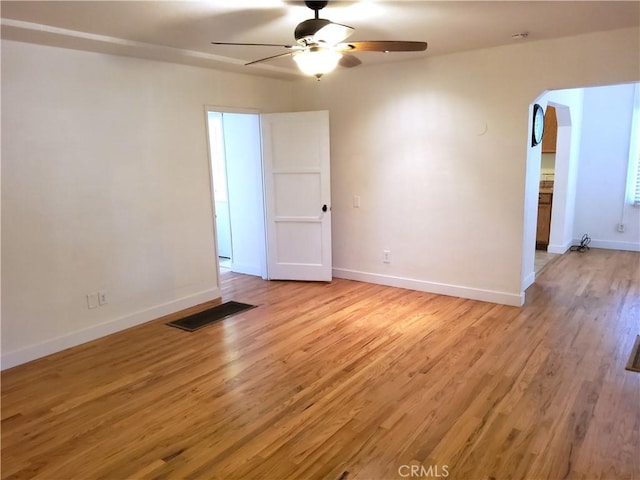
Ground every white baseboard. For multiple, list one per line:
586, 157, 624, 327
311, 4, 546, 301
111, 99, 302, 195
231, 263, 262, 277
1, 287, 222, 371
547, 242, 571, 254
572, 238, 640, 252
333, 268, 524, 307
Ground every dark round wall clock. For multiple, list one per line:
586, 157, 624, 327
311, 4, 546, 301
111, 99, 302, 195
532, 103, 545, 147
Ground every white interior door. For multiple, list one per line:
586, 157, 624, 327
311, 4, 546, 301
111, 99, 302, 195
261, 110, 332, 281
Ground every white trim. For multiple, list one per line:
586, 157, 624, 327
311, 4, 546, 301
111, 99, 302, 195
204, 105, 261, 115
522, 271, 536, 292
333, 268, 524, 307
1, 287, 221, 371
572, 238, 640, 252
547, 241, 572, 254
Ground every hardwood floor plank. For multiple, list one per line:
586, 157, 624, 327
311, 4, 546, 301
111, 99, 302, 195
2, 248, 639, 479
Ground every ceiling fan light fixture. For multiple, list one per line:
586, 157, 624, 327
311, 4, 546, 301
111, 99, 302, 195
293, 48, 342, 78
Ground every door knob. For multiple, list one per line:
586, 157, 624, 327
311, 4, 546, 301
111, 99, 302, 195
322, 204, 328, 212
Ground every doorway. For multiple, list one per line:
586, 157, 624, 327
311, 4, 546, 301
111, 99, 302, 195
534, 105, 560, 273
205, 109, 333, 285
523, 89, 583, 295
206, 109, 267, 278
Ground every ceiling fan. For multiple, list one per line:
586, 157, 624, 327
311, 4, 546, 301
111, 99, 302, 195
211, 0, 428, 79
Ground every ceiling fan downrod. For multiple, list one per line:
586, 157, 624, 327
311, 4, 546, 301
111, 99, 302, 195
305, 1, 328, 18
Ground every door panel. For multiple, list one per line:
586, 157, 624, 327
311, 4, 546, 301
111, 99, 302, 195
274, 173, 321, 217
261, 111, 332, 281
275, 222, 323, 264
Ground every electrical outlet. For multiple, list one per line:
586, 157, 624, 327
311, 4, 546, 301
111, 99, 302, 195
353, 195, 361, 208
383, 249, 391, 263
617, 223, 626, 233
87, 293, 99, 309
98, 290, 108, 306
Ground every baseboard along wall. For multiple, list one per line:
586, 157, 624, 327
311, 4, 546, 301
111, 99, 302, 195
1, 287, 222, 370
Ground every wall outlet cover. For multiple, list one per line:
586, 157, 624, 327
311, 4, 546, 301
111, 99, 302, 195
98, 290, 108, 305
87, 293, 99, 309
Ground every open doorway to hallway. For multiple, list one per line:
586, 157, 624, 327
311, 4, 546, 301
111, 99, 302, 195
205, 110, 267, 278
523, 82, 640, 291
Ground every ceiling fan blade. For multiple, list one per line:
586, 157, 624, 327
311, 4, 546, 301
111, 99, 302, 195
211, 41, 296, 49
245, 51, 294, 66
339, 41, 428, 52
339, 53, 362, 68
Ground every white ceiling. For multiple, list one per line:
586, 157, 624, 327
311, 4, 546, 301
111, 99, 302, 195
2, 1, 639, 79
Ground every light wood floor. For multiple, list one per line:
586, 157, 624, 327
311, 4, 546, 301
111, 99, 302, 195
2, 249, 639, 479
534, 250, 560, 275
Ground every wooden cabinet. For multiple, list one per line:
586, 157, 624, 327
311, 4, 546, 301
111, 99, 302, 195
536, 192, 553, 249
542, 106, 557, 153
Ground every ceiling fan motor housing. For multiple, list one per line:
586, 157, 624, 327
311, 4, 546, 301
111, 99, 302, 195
295, 18, 331, 43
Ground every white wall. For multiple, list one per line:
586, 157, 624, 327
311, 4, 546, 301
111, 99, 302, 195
3, 26, 639, 368
1, 39, 292, 368
292, 27, 640, 305
573, 83, 640, 251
